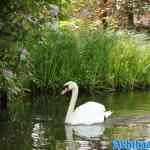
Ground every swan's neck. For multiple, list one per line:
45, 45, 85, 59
65, 87, 78, 123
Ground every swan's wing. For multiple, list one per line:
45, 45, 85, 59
77, 102, 106, 112
71, 102, 106, 125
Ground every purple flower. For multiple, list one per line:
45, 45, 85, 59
48, 4, 59, 17
20, 48, 28, 61
3, 69, 13, 78
20, 48, 28, 55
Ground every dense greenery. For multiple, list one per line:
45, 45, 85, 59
0, 0, 63, 101
0, 0, 149, 108
26, 27, 150, 92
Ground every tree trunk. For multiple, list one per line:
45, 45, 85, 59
128, 12, 134, 27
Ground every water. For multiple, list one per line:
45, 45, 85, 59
1, 91, 150, 150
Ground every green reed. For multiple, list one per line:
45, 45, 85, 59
27, 29, 150, 91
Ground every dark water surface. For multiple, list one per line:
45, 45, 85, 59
1, 91, 150, 150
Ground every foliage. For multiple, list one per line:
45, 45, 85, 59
0, 0, 149, 102
0, 0, 71, 41
0, 45, 32, 101
27, 29, 80, 90
26, 27, 150, 91
65, 0, 150, 30
0, 0, 63, 101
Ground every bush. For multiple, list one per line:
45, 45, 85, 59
0, 45, 32, 102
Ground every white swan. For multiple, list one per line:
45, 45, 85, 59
61, 81, 112, 125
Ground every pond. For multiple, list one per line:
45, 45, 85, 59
1, 91, 150, 150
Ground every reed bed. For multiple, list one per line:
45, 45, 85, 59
27, 29, 150, 92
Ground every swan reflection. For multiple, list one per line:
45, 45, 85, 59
31, 122, 48, 149
65, 123, 110, 150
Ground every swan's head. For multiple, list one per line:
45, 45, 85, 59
61, 81, 78, 95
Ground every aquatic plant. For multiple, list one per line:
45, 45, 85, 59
28, 28, 150, 92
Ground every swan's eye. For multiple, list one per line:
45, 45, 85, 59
64, 85, 69, 89
61, 85, 70, 95
64, 85, 71, 91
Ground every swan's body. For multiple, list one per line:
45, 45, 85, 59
69, 102, 111, 125
61, 81, 112, 125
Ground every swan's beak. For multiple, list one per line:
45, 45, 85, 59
61, 87, 68, 95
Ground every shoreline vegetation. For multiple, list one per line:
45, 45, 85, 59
0, 26, 150, 102
0, 1, 150, 112
27, 28, 150, 94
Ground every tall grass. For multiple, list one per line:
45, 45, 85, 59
28, 30, 82, 90
27, 29, 150, 92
